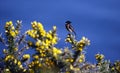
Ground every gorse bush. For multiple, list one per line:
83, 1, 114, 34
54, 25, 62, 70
0, 20, 120, 73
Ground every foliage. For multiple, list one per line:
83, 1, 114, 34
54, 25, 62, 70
0, 21, 120, 73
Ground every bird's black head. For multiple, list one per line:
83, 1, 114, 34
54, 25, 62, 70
65, 21, 71, 24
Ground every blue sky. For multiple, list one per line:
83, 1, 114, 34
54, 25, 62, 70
0, 0, 120, 63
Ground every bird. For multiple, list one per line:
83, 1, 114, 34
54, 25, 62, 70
65, 21, 76, 35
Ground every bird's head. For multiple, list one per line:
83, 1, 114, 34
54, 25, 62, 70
65, 21, 71, 24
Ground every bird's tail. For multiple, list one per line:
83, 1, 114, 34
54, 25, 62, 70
73, 30, 76, 36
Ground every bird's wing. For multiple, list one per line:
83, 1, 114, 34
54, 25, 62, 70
69, 24, 76, 35
69, 24, 74, 31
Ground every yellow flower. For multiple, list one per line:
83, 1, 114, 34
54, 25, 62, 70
95, 54, 99, 59
78, 47, 83, 52
48, 30, 52, 34
40, 30, 46, 37
46, 33, 52, 39
40, 53, 46, 57
80, 36, 90, 46
9, 21, 13, 25
17, 61, 21, 66
77, 42, 84, 47
95, 53, 104, 61
66, 58, 73, 63
5, 30, 8, 33
23, 69, 27, 72
28, 21, 46, 38
5, 22, 9, 26
51, 37, 57, 45
33, 55, 39, 59
37, 22, 43, 30
3, 49, 8, 54
76, 37, 90, 51
35, 34, 39, 38
10, 30, 16, 37
40, 45, 45, 49
31, 61, 35, 66
5, 55, 14, 61
65, 37, 72, 43
19, 65, 23, 69
100, 54, 104, 59
11, 26, 15, 30
38, 63, 42, 67
15, 30, 19, 35
23, 54, 30, 60
31, 21, 44, 31
28, 41, 33, 47
53, 26, 56, 30
111, 67, 115, 71
5, 68, 10, 72
70, 65, 74, 70
45, 40, 49, 44
53, 47, 62, 58
79, 59, 83, 63
70, 65, 80, 71
14, 59, 17, 64
34, 60, 39, 64
27, 30, 36, 38
5, 21, 13, 31
29, 64, 32, 68
6, 21, 13, 26
32, 30, 37, 34
31, 21, 37, 30
80, 54, 85, 58
78, 54, 85, 63
45, 39, 50, 48
14, 47, 18, 52
35, 39, 41, 47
